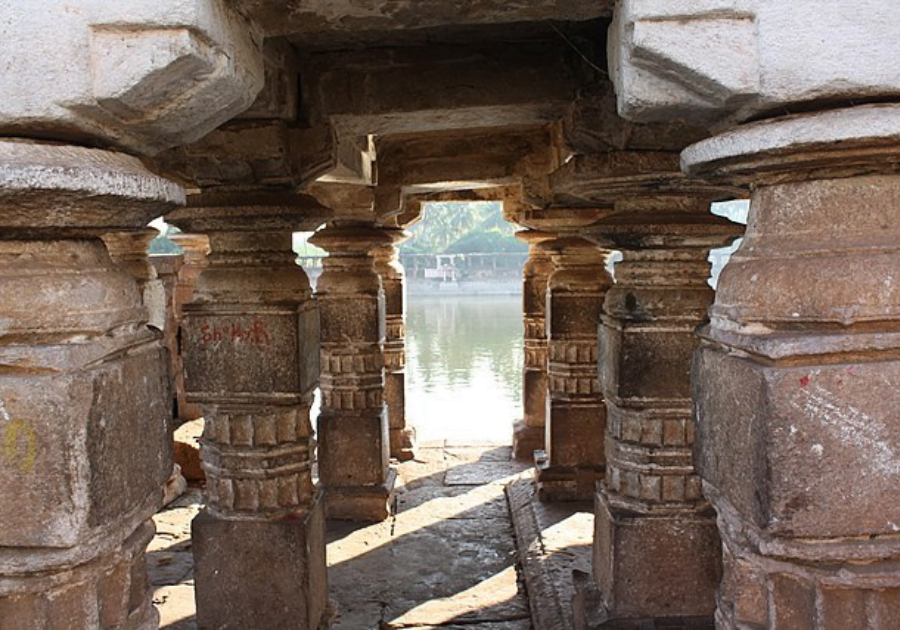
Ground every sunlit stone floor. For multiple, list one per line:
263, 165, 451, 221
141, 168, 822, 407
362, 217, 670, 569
149, 444, 567, 629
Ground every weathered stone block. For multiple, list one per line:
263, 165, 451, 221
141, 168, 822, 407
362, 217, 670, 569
610, 0, 900, 124
546, 404, 606, 469
594, 493, 720, 619
600, 324, 697, 402
0, 345, 171, 548
0, 0, 264, 154
319, 294, 383, 343
183, 305, 319, 400
695, 343, 900, 539
192, 494, 327, 630
318, 409, 389, 489
548, 292, 605, 337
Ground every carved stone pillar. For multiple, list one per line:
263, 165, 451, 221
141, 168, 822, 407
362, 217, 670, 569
0, 141, 181, 629
537, 236, 613, 502
512, 230, 555, 460
169, 233, 211, 422
680, 105, 900, 629
168, 192, 329, 630
373, 229, 416, 461
582, 199, 743, 625
309, 224, 396, 521
103, 228, 167, 330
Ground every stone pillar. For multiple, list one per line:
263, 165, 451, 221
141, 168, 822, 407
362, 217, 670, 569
373, 229, 416, 461
150, 252, 185, 419
103, 228, 167, 331
585, 200, 742, 624
537, 236, 612, 502
309, 224, 396, 521
681, 106, 900, 629
512, 230, 555, 461
168, 233, 211, 422
0, 141, 181, 629
168, 193, 329, 630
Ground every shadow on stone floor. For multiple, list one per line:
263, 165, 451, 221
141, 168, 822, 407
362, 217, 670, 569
150, 445, 535, 629
326, 445, 533, 629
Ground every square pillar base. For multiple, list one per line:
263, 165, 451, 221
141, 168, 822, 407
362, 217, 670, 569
325, 468, 397, 521
535, 451, 601, 502
389, 427, 416, 462
573, 570, 714, 630
512, 421, 544, 461
192, 492, 328, 630
592, 490, 720, 620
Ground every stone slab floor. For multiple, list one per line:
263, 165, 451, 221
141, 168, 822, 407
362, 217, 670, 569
149, 444, 538, 629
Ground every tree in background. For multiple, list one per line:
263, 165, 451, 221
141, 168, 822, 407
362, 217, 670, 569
401, 201, 526, 255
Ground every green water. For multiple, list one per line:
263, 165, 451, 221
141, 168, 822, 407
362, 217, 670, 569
405, 294, 523, 444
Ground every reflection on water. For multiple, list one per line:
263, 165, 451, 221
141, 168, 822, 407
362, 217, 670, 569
406, 295, 523, 444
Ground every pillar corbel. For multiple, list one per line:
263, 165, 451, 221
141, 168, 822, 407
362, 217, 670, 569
308, 223, 397, 521
167, 190, 330, 629
372, 228, 416, 462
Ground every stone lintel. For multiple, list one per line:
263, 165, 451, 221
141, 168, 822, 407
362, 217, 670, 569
236, 0, 611, 40
304, 42, 575, 137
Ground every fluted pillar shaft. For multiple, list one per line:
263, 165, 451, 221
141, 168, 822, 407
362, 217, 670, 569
310, 224, 396, 521
513, 230, 555, 460
168, 193, 329, 629
537, 236, 612, 502
373, 230, 416, 461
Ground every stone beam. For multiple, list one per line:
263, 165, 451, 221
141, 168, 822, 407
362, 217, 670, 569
233, 0, 612, 43
303, 43, 576, 137
375, 127, 559, 218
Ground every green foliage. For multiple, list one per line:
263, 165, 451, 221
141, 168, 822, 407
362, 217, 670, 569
401, 201, 526, 254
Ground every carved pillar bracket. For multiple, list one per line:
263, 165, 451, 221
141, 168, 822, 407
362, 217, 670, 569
373, 228, 416, 462
308, 223, 397, 521
581, 192, 744, 624
167, 190, 331, 629
682, 104, 900, 628
512, 229, 556, 461
0, 140, 183, 629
